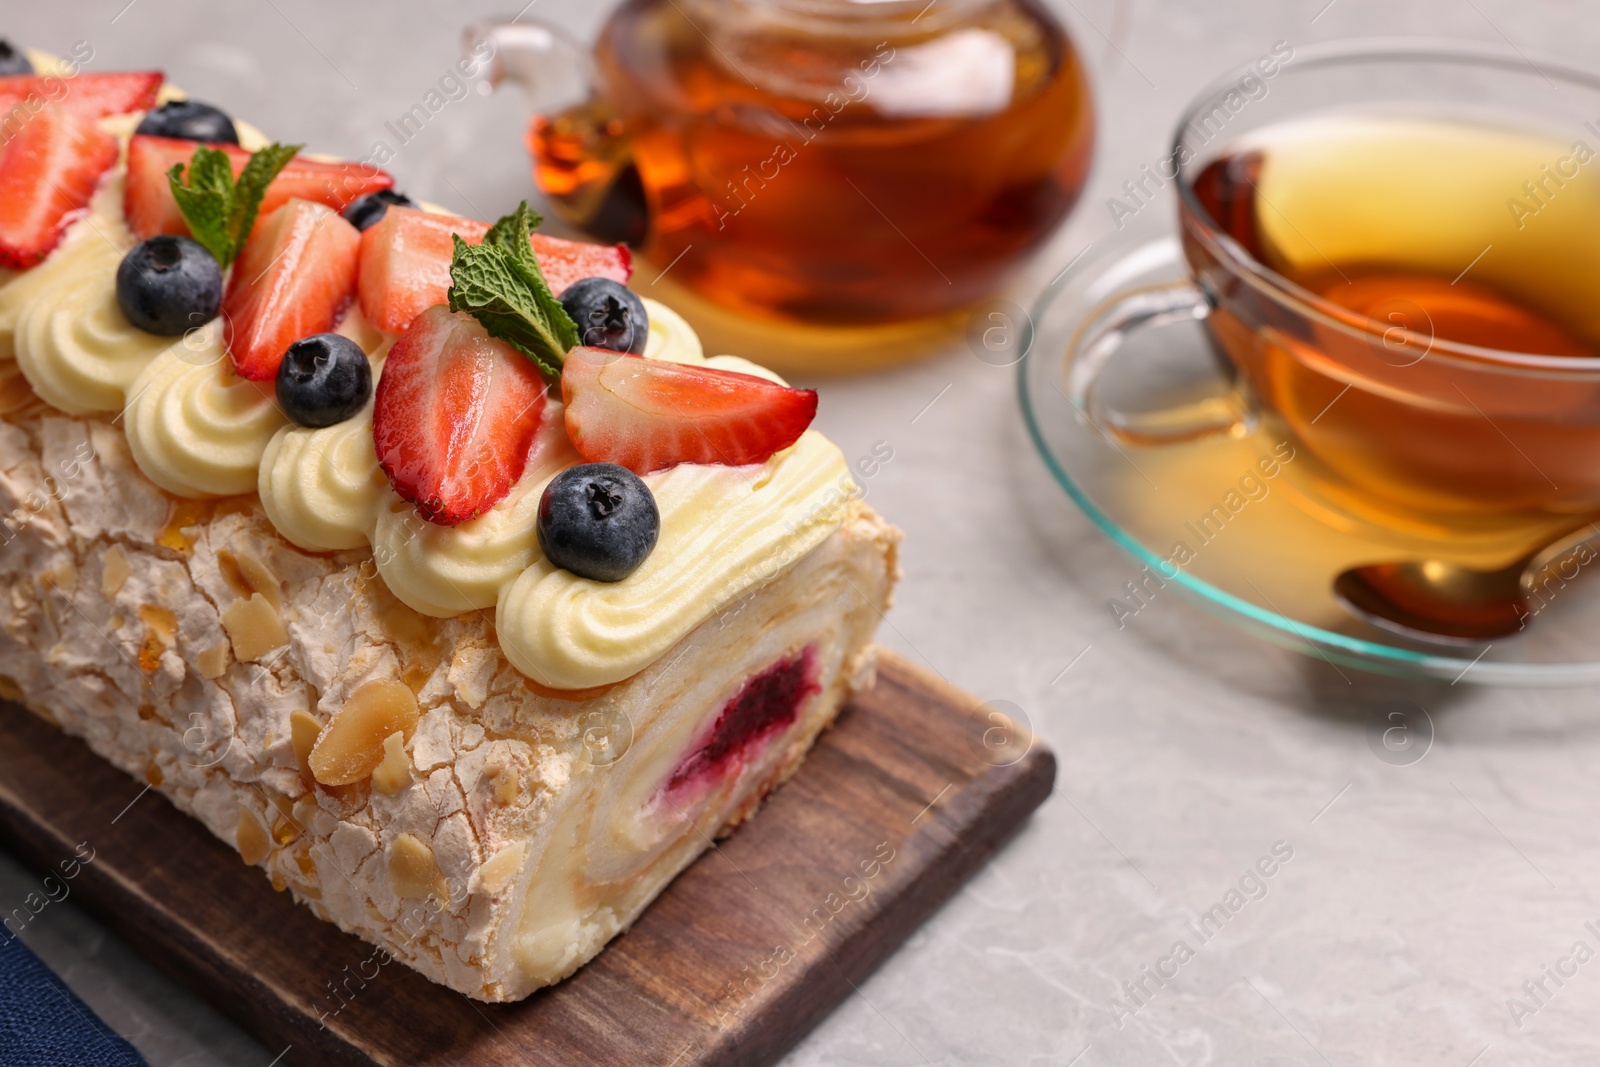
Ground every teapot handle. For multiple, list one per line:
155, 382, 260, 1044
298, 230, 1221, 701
463, 17, 596, 115
464, 16, 648, 245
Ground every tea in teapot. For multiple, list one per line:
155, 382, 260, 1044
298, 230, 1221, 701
474, 0, 1094, 326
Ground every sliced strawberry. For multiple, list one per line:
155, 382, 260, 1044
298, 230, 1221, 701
124, 134, 394, 240
124, 136, 202, 237
357, 205, 632, 333
357, 207, 487, 332
531, 231, 634, 295
0, 107, 118, 269
0, 71, 163, 120
223, 198, 361, 381
373, 305, 549, 525
561, 351, 817, 474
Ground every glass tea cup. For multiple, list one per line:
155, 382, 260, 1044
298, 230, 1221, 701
1071, 39, 1600, 545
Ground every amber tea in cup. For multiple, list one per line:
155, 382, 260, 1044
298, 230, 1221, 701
1190, 111, 1600, 514
1082, 42, 1600, 544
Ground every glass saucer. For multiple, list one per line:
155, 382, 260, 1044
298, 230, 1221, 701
1018, 224, 1600, 687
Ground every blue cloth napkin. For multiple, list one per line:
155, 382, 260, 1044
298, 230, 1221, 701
0, 935, 147, 1066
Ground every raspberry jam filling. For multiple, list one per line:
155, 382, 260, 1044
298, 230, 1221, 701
660, 647, 820, 803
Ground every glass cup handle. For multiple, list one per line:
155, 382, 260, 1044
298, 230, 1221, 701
463, 17, 595, 114
1065, 278, 1253, 445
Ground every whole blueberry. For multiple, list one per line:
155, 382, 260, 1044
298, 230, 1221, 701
341, 189, 415, 231
538, 464, 659, 582
116, 236, 223, 336
134, 99, 239, 144
558, 277, 648, 354
0, 40, 32, 75
275, 334, 372, 428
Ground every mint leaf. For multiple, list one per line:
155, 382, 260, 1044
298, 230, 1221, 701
165, 142, 302, 268
230, 142, 299, 254
166, 147, 234, 264
448, 240, 574, 378
447, 201, 580, 379
185, 145, 235, 198
483, 201, 544, 264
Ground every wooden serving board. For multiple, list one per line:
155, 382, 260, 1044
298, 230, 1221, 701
0, 650, 1053, 1067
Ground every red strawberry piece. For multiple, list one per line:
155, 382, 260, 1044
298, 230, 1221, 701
0, 107, 118, 269
123, 134, 394, 240
223, 198, 361, 381
529, 231, 633, 294
373, 305, 549, 525
124, 135, 210, 238
357, 205, 632, 333
0, 71, 163, 121
357, 207, 487, 333
561, 350, 817, 474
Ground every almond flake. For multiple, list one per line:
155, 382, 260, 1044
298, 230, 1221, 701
477, 842, 525, 896
195, 641, 230, 680
100, 544, 131, 597
389, 832, 445, 899
370, 730, 412, 796
221, 592, 287, 662
290, 709, 322, 790
309, 680, 418, 786
236, 808, 271, 865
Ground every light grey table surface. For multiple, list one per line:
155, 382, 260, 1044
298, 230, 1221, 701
5, 1, 1600, 1064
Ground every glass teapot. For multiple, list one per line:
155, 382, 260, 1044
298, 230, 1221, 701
468, 0, 1094, 329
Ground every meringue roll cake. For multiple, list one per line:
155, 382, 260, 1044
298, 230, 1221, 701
0, 50, 898, 1001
